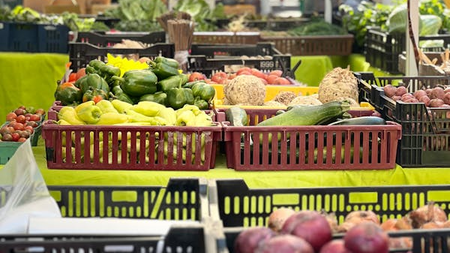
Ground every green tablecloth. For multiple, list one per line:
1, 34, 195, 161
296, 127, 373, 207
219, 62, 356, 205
0, 53, 68, 122
291, 54, 399, 86
2, 139, 445, 188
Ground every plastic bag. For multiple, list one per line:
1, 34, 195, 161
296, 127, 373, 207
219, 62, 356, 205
0, 139, 61, 233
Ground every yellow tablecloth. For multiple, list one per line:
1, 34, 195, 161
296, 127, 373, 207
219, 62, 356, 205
4, 139, 447, 189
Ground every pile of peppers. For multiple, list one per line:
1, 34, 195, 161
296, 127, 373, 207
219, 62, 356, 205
55, 56, 215, 110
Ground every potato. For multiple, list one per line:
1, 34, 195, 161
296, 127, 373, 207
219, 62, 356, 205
445, 88, 450, 94
383, 85, 397, 98
419, 96, 431, 106
426, 88, 433, 96
429, 98, 445, 107
443, 93, 450, 105
404, 98, 419, 103
430, 87, 445, 100
414, 90, 427, 100
395, 86, 408, 97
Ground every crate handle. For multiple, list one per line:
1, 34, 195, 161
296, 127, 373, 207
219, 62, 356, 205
291, 59, 302, 75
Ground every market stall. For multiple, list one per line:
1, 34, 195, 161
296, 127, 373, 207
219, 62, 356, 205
1, 0, 450, 252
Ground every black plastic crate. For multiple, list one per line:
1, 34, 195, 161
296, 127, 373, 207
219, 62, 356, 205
0, 178, 208, 220
69, 42, 175, 71
359, 73, 450, 167
74, 31, 165, 47
0, 226, 207, 253
366, 27, 450, 74
187, 42, 297, 78
221, 227, 450, 253
209, 179, 450, 228
0, 22, 69, 53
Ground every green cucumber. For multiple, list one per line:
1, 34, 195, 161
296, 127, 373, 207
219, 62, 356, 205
258, 101, 350, 126
225, 106, 248, 126
328, 116, 386, 126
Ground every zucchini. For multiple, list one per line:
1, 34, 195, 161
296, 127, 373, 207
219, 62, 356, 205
225, 106, 248, 126
258, 101, 350, 126
328, 116, 386, 126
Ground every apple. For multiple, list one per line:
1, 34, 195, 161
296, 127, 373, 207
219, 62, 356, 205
2, 133, 13, 141
13, 123, 24, 131
24, 126, 34, 134
26, 121, 38, 128
35, 108, 45, 116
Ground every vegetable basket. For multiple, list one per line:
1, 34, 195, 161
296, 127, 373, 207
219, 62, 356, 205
0, 178, 212, 252
42, 108, 221, 171
220, 108, 401, 171
208, 179, 450, 253
360, 73, 450, 167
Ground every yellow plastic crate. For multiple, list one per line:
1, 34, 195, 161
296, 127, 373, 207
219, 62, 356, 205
212, 84, 318, 102
212, 84, 375, 111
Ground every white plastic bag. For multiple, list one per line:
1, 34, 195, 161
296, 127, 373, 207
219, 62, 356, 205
0, 139, 61, 233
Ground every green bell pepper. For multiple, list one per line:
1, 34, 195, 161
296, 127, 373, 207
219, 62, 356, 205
154, 56, 179, 69
194, 97, 209, 110
54, 84, 82, 106
111, 85, 134, 104
140, 92, 167, 105
76, 74, 110, 95
166, 85, 194, 110
191, 82, 215, 102
149, 57, 180, 80
157, 74, 188, 93
86, 59, 121, 85
113, 69, 158, 97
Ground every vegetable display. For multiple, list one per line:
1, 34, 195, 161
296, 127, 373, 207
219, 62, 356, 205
55, 56, 215, 110
235, 201, 450, 253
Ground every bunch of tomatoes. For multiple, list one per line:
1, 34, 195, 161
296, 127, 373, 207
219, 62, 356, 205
0, 106, 45, 142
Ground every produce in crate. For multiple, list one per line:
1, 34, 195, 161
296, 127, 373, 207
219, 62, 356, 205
383, 84, 450, 107
0, 106, 45, 142
223, 75, 266, 106
57, 57, 215, 109
318, 67, 359, 105
54, 101, 213, 164
235, 201, 450, 253
209, 68, 292, 85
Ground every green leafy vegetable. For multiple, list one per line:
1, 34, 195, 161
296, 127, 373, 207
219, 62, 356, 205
288, 19, 347, 36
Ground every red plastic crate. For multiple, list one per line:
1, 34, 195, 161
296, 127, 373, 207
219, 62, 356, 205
222, 108, 402, 171
42, 109, 222, 171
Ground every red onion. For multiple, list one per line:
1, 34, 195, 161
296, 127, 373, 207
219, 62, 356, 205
234, 227, 275, 253
285, 211, 332, 252
319, 239, 352, 253
344, 222, 389, 253
255, 234, 314, 253
281, 210, 317, 234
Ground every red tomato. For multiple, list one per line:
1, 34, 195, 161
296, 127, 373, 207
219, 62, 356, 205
13, 123, 24, 131
211, 72, 228, 84
274, 77, 291, 85
236, 67, 252, 75
29, 114, 41, 122
251, 68, 267, 80
16, 115, 26, 124
189, 72, 206, 82
237, 70, 252, 76
269, 70, 283, 77
266, 75, 279, 85
6, 112, 17, 121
